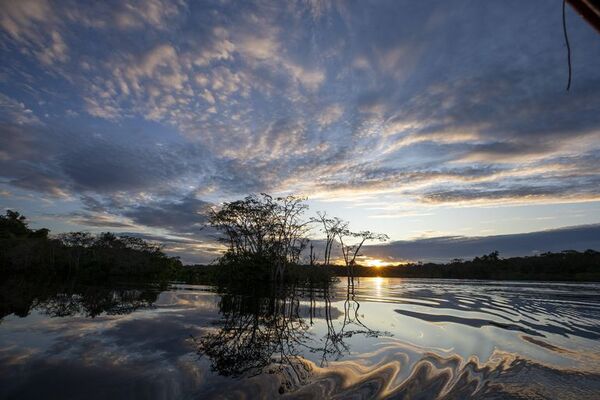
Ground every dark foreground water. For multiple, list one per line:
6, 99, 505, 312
1, 278, 600, 399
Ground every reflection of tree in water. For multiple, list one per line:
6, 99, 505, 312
0, 277, 163, 320
321, 279, 384, 366
194, 285, 315, 383
40, 286, 160, 317
195, 281, 387, 387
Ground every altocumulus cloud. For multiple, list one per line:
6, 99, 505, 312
1, 0, 600, 262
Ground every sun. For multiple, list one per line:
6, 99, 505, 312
364, 258, 389, 268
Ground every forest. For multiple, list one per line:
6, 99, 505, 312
2, 205, 599, 283
0, 210, 182, 279
330, 250, 600, 281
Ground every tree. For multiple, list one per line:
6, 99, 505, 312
0, 210, 30, 238
0, 210, 51, 239
209, 194, 311, 281
119, 235, 162, 254
58, 232, 94, 248
311, 212, 347, 266
57, 232, 95, 271
95, 232, 125, 249
337, 229, 389, 278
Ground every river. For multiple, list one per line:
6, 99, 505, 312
1, 277, 599, 399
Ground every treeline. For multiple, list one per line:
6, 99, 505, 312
0, 210, 182, 278
333, 250, 600, 281
5, 207, 598, 283
207, 194, 386, 284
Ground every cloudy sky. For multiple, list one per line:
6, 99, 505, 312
1, 0, 599, 264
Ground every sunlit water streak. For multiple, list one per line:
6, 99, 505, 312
1, 278, 599, 399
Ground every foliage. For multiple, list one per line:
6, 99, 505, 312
0, 210, 182, 278
311, 212, 388, 278
337, 229, 389, 277
330, 250, 600, 281
0, 210, 49, 239
208, 194, 388, 283
209, 194, 311, 281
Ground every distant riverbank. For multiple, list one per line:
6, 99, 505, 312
330, 250, 600, 281
3, 210, 598, 284
183, 250, 600, 283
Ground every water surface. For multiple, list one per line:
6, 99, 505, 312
1, 277, 599, 399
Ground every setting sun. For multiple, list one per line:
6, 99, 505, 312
364, 258, 393, 268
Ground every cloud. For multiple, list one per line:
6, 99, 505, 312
116, 231, 222, 264
0, 93, 42, 126
122, 195, 212, 235
114, 0, 186, 30
119, 44, 186, 93
35, 30, 69, 65
1, 1, 600, 263
421, 177, 600, 205
237, 32, 279, 60
67, 212, 136, 228
365, 224, 600, 263
317, 104, 344, 127
0, 0, 53, 43
58, 139, 184, 193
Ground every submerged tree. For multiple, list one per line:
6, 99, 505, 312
338, 229, 389, 278
209, 195, 390, 283
311, 212, 348, 266
209, 194, 311, 281
310, 212, 388, 273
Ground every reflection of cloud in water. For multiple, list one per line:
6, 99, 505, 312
1, 279, 600, 399
0, 308, 214, 398
293, 345, 600, 399
395, 309, 543, 337
156, 290, 221, 310
200, 342, 600, 399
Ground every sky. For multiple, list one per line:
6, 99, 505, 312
1, 0, 599, 264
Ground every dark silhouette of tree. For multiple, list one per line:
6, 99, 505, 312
311, 212, 348, 266
337, 229, 389, 279
0, 210, 48, 239
309, 213, 388, 278
209, 194, 311, 281
57, 232, 95, 272
0, 211, 182, 277
334, 250, 600, 281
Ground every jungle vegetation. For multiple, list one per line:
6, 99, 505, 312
330, 250, 600, 281
2, 202, 598, 283
0, 210, 182, 278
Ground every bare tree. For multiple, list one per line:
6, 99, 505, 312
337, 229, 389, 278
311, 212, 347, 266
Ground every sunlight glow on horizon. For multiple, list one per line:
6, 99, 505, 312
363, 258, 398, 268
